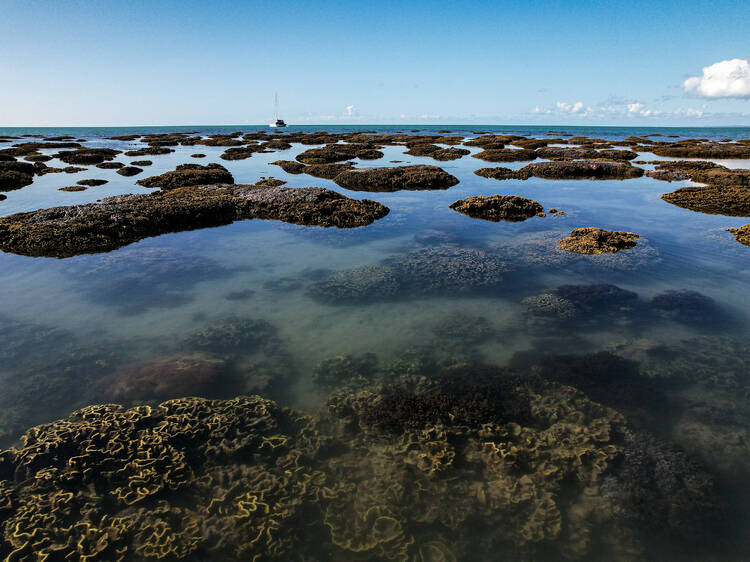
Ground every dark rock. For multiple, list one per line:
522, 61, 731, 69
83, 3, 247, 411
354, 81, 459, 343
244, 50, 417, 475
137, 163, 234, 190
130, 160, 152, 166
333, 165, 459, 192
559, 227, 640, 254
474, 167, 530, 181
449, 194, 545, 222
124, 146, 174, 157
650, 289, 719, 324
58, 186, 87, 192
296, 144, 384, 164
116, 166, 143, 177
96, 162, 125, 169
554, 283, 639, 313
270, 160, 306, 174
0, 182, 390, 257
54, 148, 120, 165
471, 148, 537, 162
190, 153, 206, 158
0, 161, 36, 191
76, 179, 108, 187
520, 160, 644, 179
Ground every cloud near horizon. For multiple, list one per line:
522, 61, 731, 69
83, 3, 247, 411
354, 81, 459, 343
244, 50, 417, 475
533, 100, 706, 120
683, 58, 750, 99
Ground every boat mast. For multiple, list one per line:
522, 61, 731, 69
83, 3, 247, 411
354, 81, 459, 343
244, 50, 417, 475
274, 93, 279, 121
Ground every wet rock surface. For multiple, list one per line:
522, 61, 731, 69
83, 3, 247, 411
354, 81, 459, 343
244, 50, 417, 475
559, 227, 640, 254
521, 160, 645, 180
449, 194, 545, 222
0, 182, 390, 257
333, 165, 459, 192
136, 163, 235, 189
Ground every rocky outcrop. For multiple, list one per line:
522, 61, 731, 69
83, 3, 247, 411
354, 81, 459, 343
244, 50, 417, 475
449, 194, 545, 222
559, 227, 640, 254
520, 160, 644, 179
136, 163, 234, 189
333, 165, 459, 192
0, 182, 390, 257
0, 161, 36, 191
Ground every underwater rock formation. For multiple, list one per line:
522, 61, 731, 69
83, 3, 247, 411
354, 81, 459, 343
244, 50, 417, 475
449, 194, 545, 222
313, 353, 379, 387
100, 353, 229, 401
307, 265, 400, 304
333, 165, 460, 192
0, 182, 390, 257
554, 283, 639, 314
650, 289, 720, 324
559, 227, 640, 254
136, 163, 235, 189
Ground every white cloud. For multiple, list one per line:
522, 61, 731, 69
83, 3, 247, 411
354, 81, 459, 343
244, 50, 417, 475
531, 100, 707, 120
683, 58, 750, 99
345, 104, 356, 117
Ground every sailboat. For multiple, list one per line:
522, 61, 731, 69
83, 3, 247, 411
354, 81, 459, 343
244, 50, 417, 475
269, 93, 287, 128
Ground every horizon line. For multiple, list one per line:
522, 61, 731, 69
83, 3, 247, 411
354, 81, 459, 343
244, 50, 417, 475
2, 123, 750, 129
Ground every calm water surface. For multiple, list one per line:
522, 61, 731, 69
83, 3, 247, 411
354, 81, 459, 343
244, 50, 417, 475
1, 125, 749, 560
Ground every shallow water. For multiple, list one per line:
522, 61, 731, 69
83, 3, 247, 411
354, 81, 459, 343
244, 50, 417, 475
1, 125, 750, 560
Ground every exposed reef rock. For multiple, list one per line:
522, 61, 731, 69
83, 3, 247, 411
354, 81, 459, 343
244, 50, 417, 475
0, 161, 36, 191
474, 166, 531, 181
130, 159, 152, 166
520, 160, 644, 180
271, 159, 306, 174
559, 227, 640, 254
449, 194, 545, 222
404, 143, 470, 161
304, 162, 355, 180
136, 163, 235, 189
96, 161, 125, 169
648, 142, 750, 159
54, 147, 120, 165
58, 185, 87, 192
728, 224, 750, 246
296, 143, 383, 164
471, 148, 537, 162
117, 166, 143, 177
0, 182, 390, 257
647, 162, 750, 216
536, 147, 637, 161
76, 178, 108, 187
124, 146, 174, 157
333, 165, 460, 192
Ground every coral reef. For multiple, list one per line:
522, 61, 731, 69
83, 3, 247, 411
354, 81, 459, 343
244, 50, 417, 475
58, 185, 87, 192
313, 353, 379, 387
296, 143, 383, 164
0, 182, 390, 257
130, 160, 152, 166
449, 194, 545, 222
136, 163, 235, 189
333, 165, 460, 192
0, 161, 36, 191
54, 147, 120, 164
116, 165, 143, 177
404, 143, 469, 161
474, 166, 530, 181
559, 227, 640, 254
728, 224, 750, 246
76, 178, 108, 187
471, 148, 537, 162
520, 160, 644, 180
307, 265, 400, 304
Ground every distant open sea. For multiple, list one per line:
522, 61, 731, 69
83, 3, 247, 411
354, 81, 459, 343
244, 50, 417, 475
2, 124, 750, 141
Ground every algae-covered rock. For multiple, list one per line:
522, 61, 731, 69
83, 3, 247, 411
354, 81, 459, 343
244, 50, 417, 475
0, 161, 36, 191
471, 148, 537, 162
117, 166, 143, 177
0, 183, 390, 257
474, 166, 531, 181
54, 147, 120, 164
270, 159, 306, 174
296, 143, 383, 164
559, 227, 640, 254
136, 163, 234, 189
58, 185, 87, 192
76, 178, 108, 187
404, 143, 470, 161
333, 165, 459, 192
521, 160, 644, 180
728, 224, 750, 246
449, 194, 545, 222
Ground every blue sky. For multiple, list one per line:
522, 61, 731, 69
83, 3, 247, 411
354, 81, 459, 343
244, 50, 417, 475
2, 0, 749, 126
